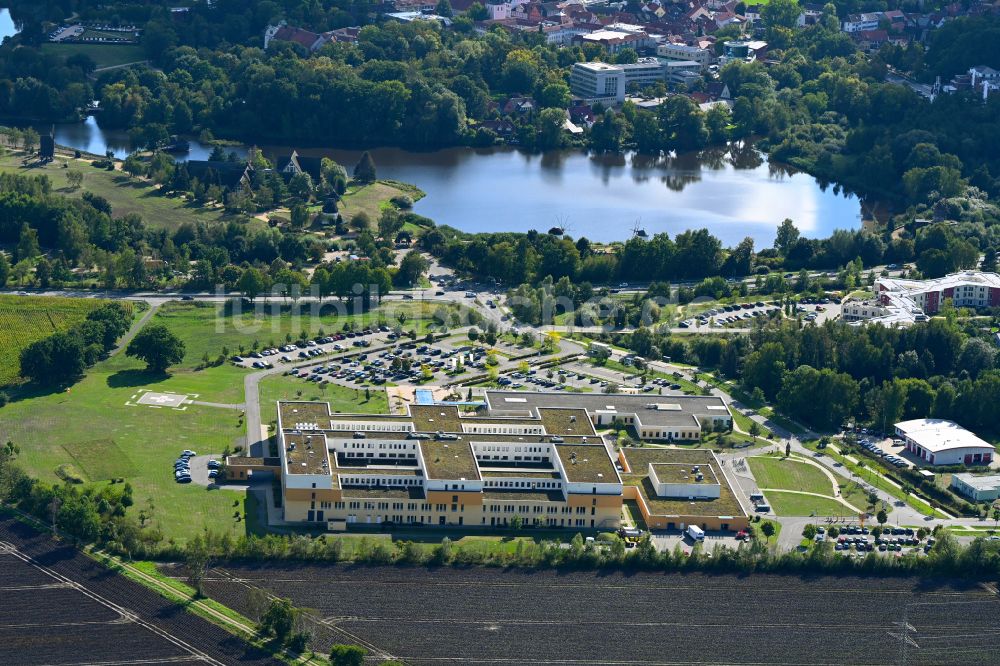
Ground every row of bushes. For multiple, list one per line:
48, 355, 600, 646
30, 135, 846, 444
158, 522, 1000, 581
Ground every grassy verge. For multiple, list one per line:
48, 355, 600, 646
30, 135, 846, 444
259, 375, 389, 418
802, 442, 938, 518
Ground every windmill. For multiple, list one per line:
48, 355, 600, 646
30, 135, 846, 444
549, 215, 571, 236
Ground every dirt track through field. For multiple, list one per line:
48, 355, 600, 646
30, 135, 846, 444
0, 517, 279, 666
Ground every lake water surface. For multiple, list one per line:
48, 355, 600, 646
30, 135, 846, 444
286, 145, 862, 245
48, 117, 862, 245
0, 8, 20, 41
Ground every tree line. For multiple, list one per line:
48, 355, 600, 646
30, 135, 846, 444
611, 313, 1000, 434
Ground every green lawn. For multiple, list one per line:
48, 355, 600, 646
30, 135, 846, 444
0, 353, 254, 544
258, 374, 388, 421
0, 152, 232, 231
765, 491, 858, 518
0, 295, 121, 386
748, 456, 834, 495
40, 43, 146, 69
338, 180, 424, 228
731, 409, 772, 438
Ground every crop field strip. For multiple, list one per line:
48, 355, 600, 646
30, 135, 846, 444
197, 564, 1000, 665
0, 296, 112, 386
0, 517, 280, 666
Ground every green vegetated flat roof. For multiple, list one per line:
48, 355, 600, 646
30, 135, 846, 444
557, 444, 618, 484
284, 432, 330, 475
538, 408, 598, 437
279, 401, 333, 428
410, 404, 464, 433
421, 439, 480, 481
650, 462, 719, 485
621, 448, 744, 518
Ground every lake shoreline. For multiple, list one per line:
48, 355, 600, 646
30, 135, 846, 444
33, 115, 870, 246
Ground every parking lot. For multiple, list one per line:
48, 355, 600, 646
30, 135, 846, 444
678, 295, 843, 330
813, 524, 934, 556
288, 340, 495, 389
231, 326, 397, 371
857, 435, 914, 469
679, 300, 781, 330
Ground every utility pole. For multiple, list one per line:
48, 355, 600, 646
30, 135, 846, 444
888, 606, 918, 666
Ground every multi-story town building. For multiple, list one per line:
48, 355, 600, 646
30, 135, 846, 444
254, 391, 744, 532
574, 29, 655, 54
571, 61, 625, 102
657, 42, 715, 69
570, 59, 702, 102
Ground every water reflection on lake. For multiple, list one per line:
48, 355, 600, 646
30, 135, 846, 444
46, 116, 861, 245
285, 144, 860, 245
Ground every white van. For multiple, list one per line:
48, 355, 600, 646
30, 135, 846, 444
686, 525, 705, 542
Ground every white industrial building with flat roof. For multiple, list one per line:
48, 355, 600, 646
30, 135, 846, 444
951, 474, 1000, 502
895, 419, 995, 466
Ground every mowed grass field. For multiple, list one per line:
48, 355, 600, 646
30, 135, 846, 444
39, 43, 146, 69
0, 152, 231, 231
747, 456, 834, 495
765, 491, 859, 518
0, 352, 255, 543
0, 295, 124, 387
258, 374, 388, 418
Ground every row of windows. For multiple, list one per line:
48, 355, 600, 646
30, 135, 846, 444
342, 451, 417, 460
643, 430, 697, 440
342, 442, 416, 451
475, 444, 549, 454
484, 480, 560, 489
464, 426, 544, 436
476, 455, 548, 463
330, 421, 412, 432
341, 476, 419, 487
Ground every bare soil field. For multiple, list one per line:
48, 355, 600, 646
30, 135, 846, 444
0, 517, 279, 666
192, 562, 1000, 665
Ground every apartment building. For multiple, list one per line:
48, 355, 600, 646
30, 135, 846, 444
841, 12, 883, 33
271, 391, 737, 531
